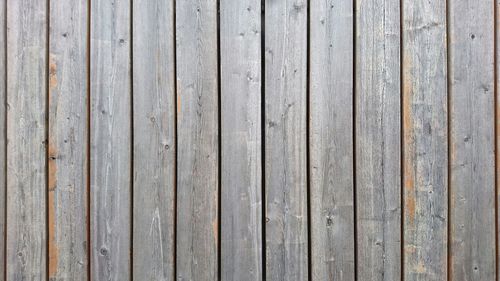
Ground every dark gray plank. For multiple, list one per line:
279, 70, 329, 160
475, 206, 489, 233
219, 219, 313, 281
90, 0, 131, 279
176, 1, 219, 280
355, 0, 401, 279
220, 0, 262, 280
402, 0, 448, 279
264, 0, 308, 280
6, 0, 47, 279
309, 0, 355, 280
132, 0, 176, 280
449, 0, 495, 279
48, 0, 88, 279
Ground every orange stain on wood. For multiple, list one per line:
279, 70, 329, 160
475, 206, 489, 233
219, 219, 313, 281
49, 54, 58, 91
403, 53, 416, 226
48, 143, 59, 277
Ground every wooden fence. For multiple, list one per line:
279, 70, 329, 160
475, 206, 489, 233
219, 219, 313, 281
0, 0, 497, 280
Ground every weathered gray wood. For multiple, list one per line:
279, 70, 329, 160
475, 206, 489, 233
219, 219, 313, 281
220, 0, 262, 280
48, 0, 89, 279
402, 0, 448, 279
0, 0, 5, 279
448, 0, 495, 279
176, 1, 219, 280
132, 0, 176, 280
264, 0, 308, 280
90, 0, 131, 279
309, 0, 355, 280
355, 0, 401, 279
6, 0, 47, 279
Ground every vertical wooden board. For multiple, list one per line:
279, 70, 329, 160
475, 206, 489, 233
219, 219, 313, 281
402, 0, 448, 280
355, 0, 401, 279
48, 0, 88, 279
264, 0, 308, 280
176, 1, 219, 280
449, 0, 495, 280
309, 0, 355, 280
0, 0, 5, 278
132, 0, 175, 280
90, 0, 131, 279
220, 0, 262, 280
6, 0, 47, 279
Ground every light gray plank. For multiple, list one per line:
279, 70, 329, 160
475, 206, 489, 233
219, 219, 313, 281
6, 0, 47, 279
355, 0, 401, 279
48, 0, 88, 279
132, 0, 176, 280
90, 0, 131, 279
176, 1, 219, 280
449, 0, 495, 279
0, 0, 5, 279
309, 0, 355, 280
264, 0, 308, 280
220, 0, 262, 280
402, 0, 448, 279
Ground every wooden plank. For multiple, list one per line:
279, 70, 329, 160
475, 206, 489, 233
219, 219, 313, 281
48, 0, 89, 279
90, 0, 131, 279
355, 0, 401, 279
220, 0, 262, 280
0, 0, 5, 278
448, 0, 495, 279
402, 0, 448, 279
6, 0, 47, 279
264, 0, 308, 280
309, 0, 355, 279
175, 1, 219, 280
132, 0, 176, 279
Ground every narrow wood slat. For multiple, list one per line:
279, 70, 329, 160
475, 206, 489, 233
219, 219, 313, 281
449, 0, 496, 279
6, 0, 47, 279
220, 0, 262, 280
309, 0, 355, 279
132, 0, 176, 279
0, 1, 5, 279
90, 0, 131, 279
265, 0, 308, 280
355, 0, 401, 279
176, 1, 219, 280
48, 0, 88, 279
402, 0, 448, 279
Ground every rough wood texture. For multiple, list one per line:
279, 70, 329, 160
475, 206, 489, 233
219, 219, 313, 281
309, 0, 355, 280
355, 0, 401, 280
132, 0, 175, 280
449, 0, 495, 279
402, 0, 448, 279
90, 0, 131, 279
176, 1, 219, 280
0, 0, 5, 278
6, 0, 47, 279
265, 0, 308, 280
48, 0, 88, 279
220, 0, 262, 280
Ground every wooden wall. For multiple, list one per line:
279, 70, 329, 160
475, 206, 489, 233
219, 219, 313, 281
0, 0, 498, 280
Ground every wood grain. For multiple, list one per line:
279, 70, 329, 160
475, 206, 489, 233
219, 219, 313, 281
48, 0, 89, 279
132, 0, 176, 280
402, 0, 448, 279
448, 0, 495, 279
309, 0, 355, 279
0, 0, 5, 279
355, 0, 401, 279
6, 0, 47, 279
220, 0, 262, 280
176, 1, 219, 280
90, 0, 131, 279
264, 0, 308, 280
